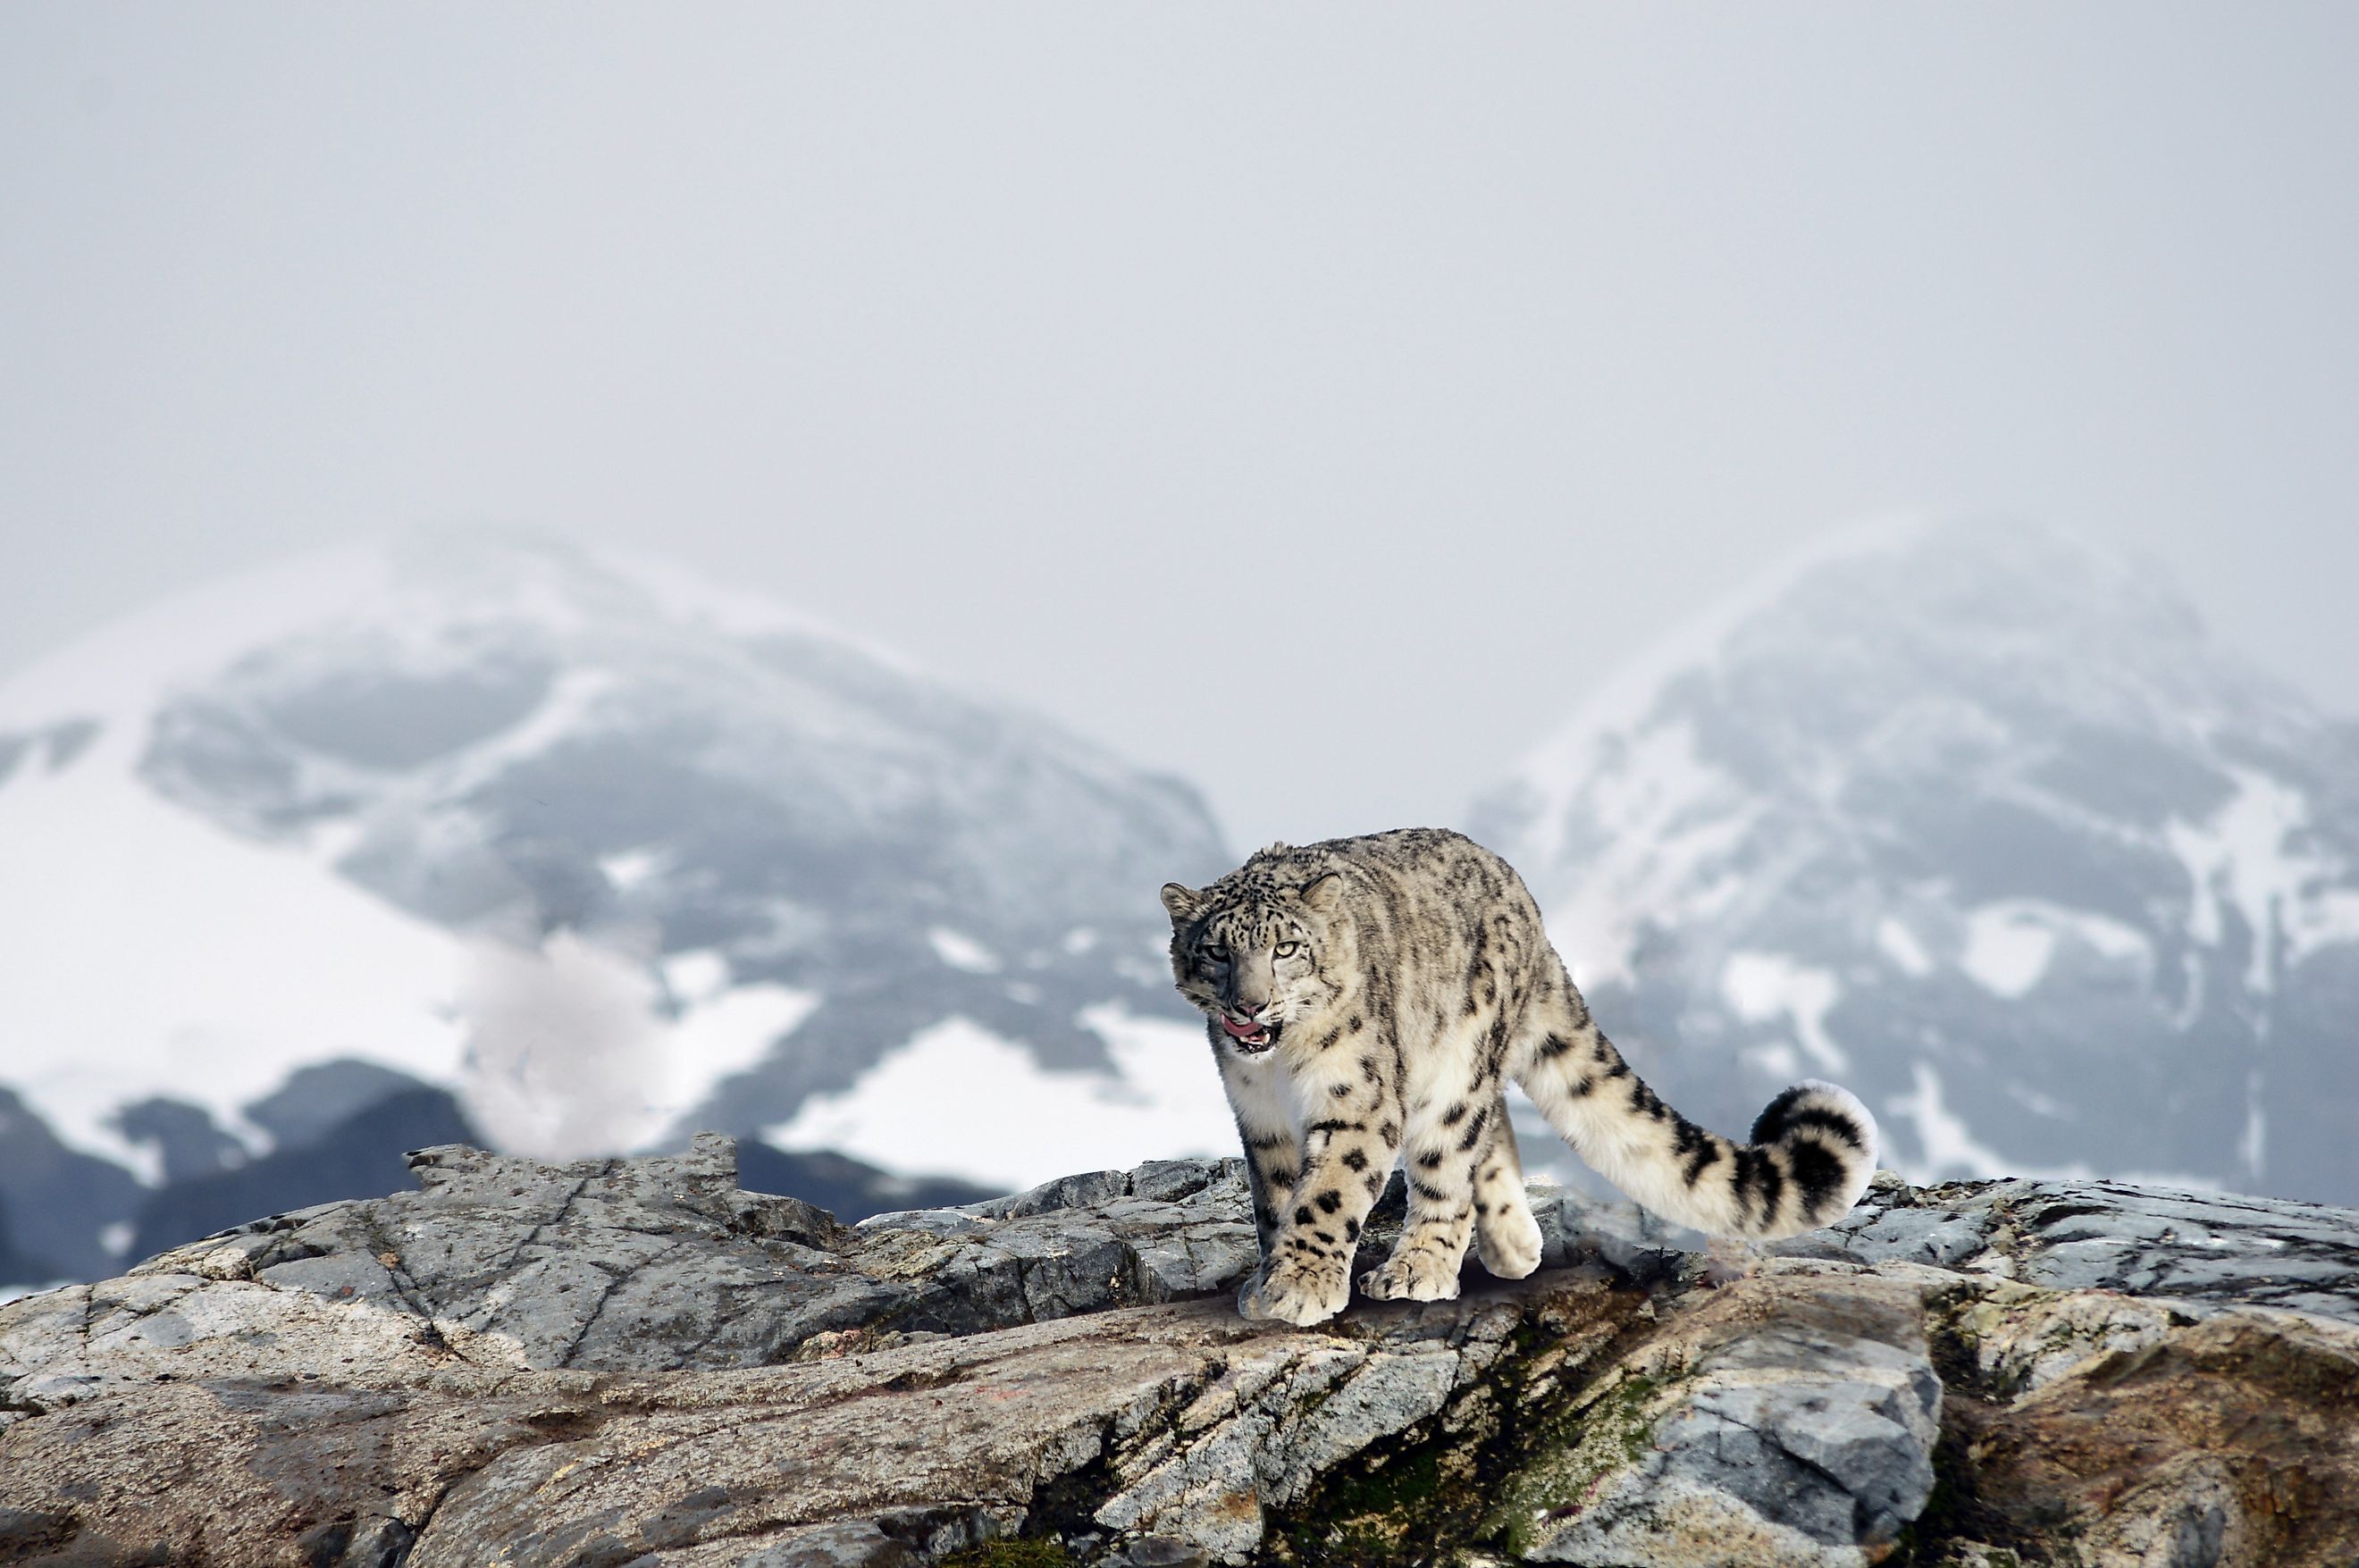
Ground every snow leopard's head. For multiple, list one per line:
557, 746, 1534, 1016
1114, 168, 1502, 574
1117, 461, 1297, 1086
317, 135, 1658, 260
1160, 857, 1346, 1054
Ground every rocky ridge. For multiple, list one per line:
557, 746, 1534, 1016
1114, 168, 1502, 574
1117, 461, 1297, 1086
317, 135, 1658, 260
4, 1138, 2358, 1566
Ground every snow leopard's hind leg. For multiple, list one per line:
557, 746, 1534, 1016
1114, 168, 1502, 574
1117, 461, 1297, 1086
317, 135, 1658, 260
1473, 1107, 1543, 1279
1363, 1041, 1530, 1302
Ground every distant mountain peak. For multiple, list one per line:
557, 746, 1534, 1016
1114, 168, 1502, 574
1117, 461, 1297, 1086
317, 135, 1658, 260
0, 532, 1235, 1284
1478, 518, 2359, 1204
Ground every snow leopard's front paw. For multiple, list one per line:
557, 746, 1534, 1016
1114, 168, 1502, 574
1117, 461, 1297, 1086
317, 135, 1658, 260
1238, 1254, 1351, 1326
1358, 1245, 1464, 1303
1476, 1202, 1544, 1279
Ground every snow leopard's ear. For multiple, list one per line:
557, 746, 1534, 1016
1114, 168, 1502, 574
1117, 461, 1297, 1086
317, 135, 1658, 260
1160, 883, 1205, 925
1295, 872, 1343, 916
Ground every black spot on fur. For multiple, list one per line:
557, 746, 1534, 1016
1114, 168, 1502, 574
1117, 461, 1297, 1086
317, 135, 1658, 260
1363, 1171, 1386, 1196
1331, 1083, 1352, 1098
1270, 1168, 1298, 1188
1315, 1189, 1342, 1213
1599, 1053, 1631, 1080
1786, 1140, 1847, 1220
1675, 1119, 1723, 1186
1345, 1218, 1361, 1241
1629, 1080, 1665, 1119
1313, 1230, 1334, 1245
1538, 1033, 1575, 1060
1294, 1206, 1314, 1226
1340, 1148, 1369, 1172
1347, 1014, 1365, 1034
1440, 1102, 1469, 1127
1379, 1120, 1401, 1144
1415, 1150, 1444, 1170
1752, 1094, 1867, 1153
1410, 1178, 1452, 1203
1737, 1146, 1784, 1231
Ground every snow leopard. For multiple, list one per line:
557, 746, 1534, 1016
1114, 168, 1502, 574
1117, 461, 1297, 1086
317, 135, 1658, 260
1161, 828, 1879, 1326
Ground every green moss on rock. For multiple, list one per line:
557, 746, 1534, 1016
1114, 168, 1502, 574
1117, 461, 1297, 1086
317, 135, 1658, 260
940, 1540, 1073, 1568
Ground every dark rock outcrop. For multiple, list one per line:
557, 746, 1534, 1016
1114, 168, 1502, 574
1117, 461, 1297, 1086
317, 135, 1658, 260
5, 1140, 2359, 1565
0, 1086, 143, 1285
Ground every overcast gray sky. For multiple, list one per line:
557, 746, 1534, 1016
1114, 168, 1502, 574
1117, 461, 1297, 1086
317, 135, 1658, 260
4, 4, 2355, 850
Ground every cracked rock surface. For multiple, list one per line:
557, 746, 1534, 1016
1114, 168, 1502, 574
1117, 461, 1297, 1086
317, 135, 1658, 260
5, 1144, 2359, 1565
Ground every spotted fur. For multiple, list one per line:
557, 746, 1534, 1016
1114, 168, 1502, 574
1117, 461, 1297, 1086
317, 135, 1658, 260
1161, 828, 1880, 1326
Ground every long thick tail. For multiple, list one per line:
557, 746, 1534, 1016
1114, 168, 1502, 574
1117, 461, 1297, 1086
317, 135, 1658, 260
1515, 1002, 1880, 1240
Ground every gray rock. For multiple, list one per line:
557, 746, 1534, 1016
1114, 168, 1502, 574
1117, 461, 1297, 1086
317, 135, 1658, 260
1774, 1174, 2359, 1328
1500, 1270, 1942, 1567
12, 1139, 2359, 1566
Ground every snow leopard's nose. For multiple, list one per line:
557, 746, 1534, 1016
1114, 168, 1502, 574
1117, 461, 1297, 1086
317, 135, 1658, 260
1234, 999, 1264, 1019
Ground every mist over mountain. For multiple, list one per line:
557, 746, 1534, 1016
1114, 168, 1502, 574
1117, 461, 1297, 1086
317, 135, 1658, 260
1475, 518, 2359, 1205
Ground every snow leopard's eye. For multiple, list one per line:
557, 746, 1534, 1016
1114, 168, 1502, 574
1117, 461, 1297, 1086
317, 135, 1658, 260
1205, 943, 1230, 963
1272, 941, 1299, 958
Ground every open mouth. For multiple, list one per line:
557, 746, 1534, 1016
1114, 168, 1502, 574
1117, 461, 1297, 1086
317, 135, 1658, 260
1218, 1014, 1277, 1052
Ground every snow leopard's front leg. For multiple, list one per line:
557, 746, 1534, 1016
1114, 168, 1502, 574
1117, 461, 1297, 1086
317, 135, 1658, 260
1364, 1052, 1534, 1301
1238, 1027, 1403, 1327
1219, 1048, 1300, 1256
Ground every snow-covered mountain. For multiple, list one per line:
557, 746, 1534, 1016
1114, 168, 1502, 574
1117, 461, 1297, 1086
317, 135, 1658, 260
1474, 518, 2359, 1205
0, 532, 1237, 1281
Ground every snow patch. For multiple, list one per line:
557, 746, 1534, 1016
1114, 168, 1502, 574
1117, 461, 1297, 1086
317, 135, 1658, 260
2166, 767, 2359, 992
2239, 1069, 2267, 1184
763, 1007, 1233, 1190
1960, 909, 2059, 999
928, 927, 1002, 975
600, 848, 667, 893
0, 723, 471, 1174
1718, 952, 1849, 1072
666, 982, 817, 1112
1891, 1061, 2087, 1184
661, 949, 733, 1004
1875, 917, 1934, 978
1889, 1061, 2216, 1188
1957, 901, 2152, 999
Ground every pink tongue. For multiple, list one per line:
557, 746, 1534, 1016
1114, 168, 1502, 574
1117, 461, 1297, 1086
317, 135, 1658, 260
1221, 1016, 1262, 1039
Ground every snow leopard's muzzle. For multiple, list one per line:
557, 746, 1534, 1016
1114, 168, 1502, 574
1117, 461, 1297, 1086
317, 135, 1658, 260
1217, 1010, 1280, 1053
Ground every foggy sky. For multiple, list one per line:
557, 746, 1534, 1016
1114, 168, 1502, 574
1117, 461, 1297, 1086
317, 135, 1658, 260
4, 4, 2355, 851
